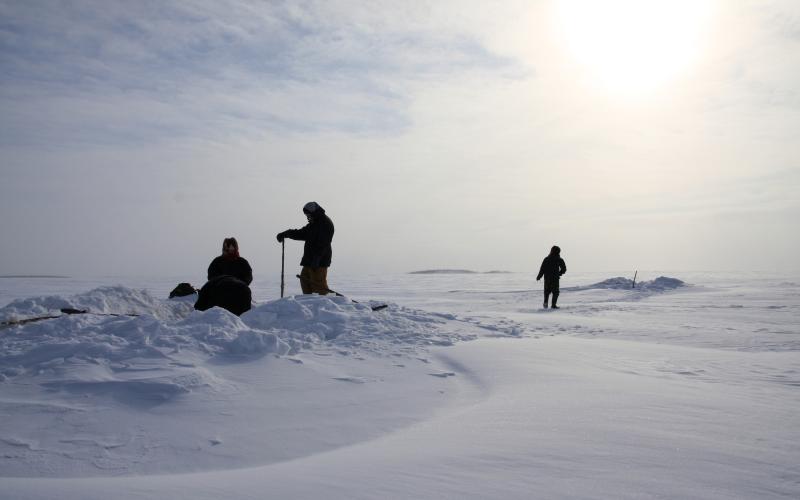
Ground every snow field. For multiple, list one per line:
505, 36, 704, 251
1, 272, 798, 499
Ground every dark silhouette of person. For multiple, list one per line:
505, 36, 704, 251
276, 202, 334, 295
207, 237, 253, 285
194, 275, 252, 316
536, 245, 567, 309
195, 237, 253, 316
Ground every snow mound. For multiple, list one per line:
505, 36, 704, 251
242, 294, 476, 353
0, 287, 477, 404
0, 285, 194, 322
568, 276, 686, 292
0, 307, 292, 404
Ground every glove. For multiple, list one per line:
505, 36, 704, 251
536, 276, 541, 281
276, 231, 286, 242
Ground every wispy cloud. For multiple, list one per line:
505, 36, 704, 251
0, 0, 519, 148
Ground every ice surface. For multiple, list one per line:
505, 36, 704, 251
0, 272, 798, 499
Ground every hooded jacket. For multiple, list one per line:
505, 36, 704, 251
537, 254, 567, 281
282, 205, 334, 268
207, 255, 253, 285
194, 275, 252, 316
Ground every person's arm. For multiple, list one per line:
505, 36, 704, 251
242, 259, 253, 285
207, 257, 220, 281
277, 223, 311, 242
536, 259, 545, 280
559, 259, 566, 276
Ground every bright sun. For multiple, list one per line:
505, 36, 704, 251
556, 0, 715, 96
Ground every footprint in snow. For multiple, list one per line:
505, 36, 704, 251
429, 372, 456, 378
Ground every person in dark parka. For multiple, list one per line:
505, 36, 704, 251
207, 237, 253, 285
276, 201, 334, 295
194, 275, 252, 316
536, 245, 567, 309
194, 237, 253, 316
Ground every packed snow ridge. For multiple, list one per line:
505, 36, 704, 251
0, 286, 476, 400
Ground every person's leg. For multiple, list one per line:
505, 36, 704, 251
551, 280, 560, 308
309, 267, 329, 295
543, 282, 551, 308
300, 266, 313, 294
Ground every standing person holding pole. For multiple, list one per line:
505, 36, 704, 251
536, 245, 567, 309
276, 202, 335, 295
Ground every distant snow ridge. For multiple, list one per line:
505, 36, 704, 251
569, 276, 686, 292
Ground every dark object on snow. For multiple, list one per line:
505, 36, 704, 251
281, 239, 285, 298
1, 308, 135, 329
169, 283, 197, 298
194, 275, 252, 316
536, 246, 567, 309
60, 307, 88, 314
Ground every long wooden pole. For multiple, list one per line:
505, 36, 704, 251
281, 239, 285, 298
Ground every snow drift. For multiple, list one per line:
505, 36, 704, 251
0, 287, 478, 394
1, 273, 799, 499
566, 276, 686, 292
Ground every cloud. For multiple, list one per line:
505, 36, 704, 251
0, 0, 519, 148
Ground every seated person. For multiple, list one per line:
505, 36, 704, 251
207, 237, 253, 285
194, 275, 252, 316
195, 237, 253, 316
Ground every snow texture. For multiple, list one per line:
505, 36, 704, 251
0, 272, 798, 499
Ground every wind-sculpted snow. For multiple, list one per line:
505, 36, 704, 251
0, 285, 488, 477
1, 274, 799, 489
565, 276, 686, 292
242, 294, 476, 354
0, 285, 195, 322
0, 287, 478, 402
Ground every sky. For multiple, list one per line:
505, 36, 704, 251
1, 0, 799, 278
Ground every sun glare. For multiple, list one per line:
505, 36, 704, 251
556, 0, 715, 96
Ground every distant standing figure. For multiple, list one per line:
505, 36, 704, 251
276, 202, 334, 295
207, 237, 253, 285
536, 245, 567, 309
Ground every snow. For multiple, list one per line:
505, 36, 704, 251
0, 271, 798, 499
566, 275, 686, 291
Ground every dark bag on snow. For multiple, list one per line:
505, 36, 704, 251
169, 282, 197, 298
194, 276, 252, 316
